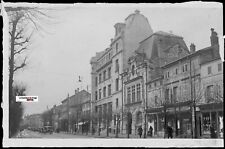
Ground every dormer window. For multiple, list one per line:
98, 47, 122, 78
132, 65, 135, 75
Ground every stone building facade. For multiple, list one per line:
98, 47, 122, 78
90, 10, 153, 135
123, 30, 190, 137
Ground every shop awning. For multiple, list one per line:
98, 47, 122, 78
198, 102, 223, 111
146, 107, 163, 114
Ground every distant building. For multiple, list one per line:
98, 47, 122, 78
24, 114, 43, 129
52, 104, 62, 131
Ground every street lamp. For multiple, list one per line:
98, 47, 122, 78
119, 71, 128, 135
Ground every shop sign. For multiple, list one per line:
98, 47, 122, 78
166, 108, 174, 113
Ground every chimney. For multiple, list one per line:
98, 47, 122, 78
75, 89, 77, 95
135, 9, 140, 14
210, 28, 219, 46
190, 43, 196, 53
77, 88, 79, 93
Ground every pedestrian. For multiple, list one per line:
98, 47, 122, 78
138, 126, 143, 138
210, 124, 217, 138
167, 124, 173, 139
149, 126, 153, 137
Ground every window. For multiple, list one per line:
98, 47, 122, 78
116, 98, 118, 108
154, 82, 157, 87
206, 85, 214, 102
185, 64, 188, 71
95, 106, 98, 113
137, 84, 141, 101
116, 43, 118, 53
155, 95, 158, 106
132, 85, 136, 103
132, 65, 135, 75
95, 91, 98, 100
103, 70, 106, 81
183, 64, 188, 72
208, 66, 212, 75
108, 67, 111, 78
115, 59, 119, 72
175, 68, 178, 75
173, 86, 178, 103
103, 86, 106, 98
108, 102, 112, 121
99, 73, 102, 83
99, 89, 102, 99
95, 77, 98, 87
108, 84, 111, 96
115, 78, 119, 91
165, 89, 170, 101
215, 85, 221, 100
218, 63, 222, 72
167, 71, 170, 78
127, 87, 131, 104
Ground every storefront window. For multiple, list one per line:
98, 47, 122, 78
219, 111, 223, 138
158, 114, 164, 131
182, 118, 192, 137
203, 113, 210, 135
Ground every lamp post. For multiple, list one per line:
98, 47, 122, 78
115, 113, 119, 138
67, 94, 70, 133
189, 56, 197, 138
120, 71, 128, 135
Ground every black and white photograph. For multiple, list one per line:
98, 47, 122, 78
2, 2, 224, 147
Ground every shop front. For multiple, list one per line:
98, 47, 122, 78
146, 100, 194, 138
199, 102, 223, 138
146, 107, 164, 137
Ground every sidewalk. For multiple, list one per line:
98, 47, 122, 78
58, 131, 213, 139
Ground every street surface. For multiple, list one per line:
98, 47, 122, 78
16, 129, 94, 138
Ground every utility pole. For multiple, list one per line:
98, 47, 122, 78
67, 93, 70, 133
120, 71, 127, 135
143, 61, 148, 138
115, 113, 119, 138
189, 57, 197, 138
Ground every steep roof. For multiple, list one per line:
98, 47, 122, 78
161, 44, 220, 68
135, 31, 189, 67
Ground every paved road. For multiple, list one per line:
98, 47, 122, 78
16, 129, 95, 138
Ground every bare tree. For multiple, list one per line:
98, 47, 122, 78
4, 6, 55, 137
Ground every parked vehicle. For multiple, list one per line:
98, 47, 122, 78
42, 126, 53, 134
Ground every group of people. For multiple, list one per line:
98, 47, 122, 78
137, 124, 174, 138
137, 126, 154, 138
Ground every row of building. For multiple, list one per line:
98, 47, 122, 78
24, 10, 223, 138
90, 10, 223, 138
23, 89, 91, 134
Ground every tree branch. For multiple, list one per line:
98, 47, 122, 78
14, 46, 28, 55
15, 28, 24, 39
13, 57, 27, 72
14, 38, 29, 46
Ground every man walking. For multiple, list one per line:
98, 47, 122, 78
167, 124, 173, 139
149, 126, 153, 137
138, 126, 143, 138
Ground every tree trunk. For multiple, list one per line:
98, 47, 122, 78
9, 20, 17, 138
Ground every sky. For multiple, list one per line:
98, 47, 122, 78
6, 3, 223, 115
